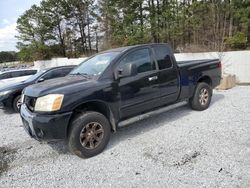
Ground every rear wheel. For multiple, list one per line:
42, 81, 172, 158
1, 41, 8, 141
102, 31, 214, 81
189, 82, 212, 111
13, 95, 21, 113
68, 111, 111, 158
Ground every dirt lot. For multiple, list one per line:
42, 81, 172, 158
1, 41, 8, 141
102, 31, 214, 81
0, 86, 250, 187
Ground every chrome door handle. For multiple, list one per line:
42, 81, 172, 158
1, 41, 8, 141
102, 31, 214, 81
148, 76, 158, 81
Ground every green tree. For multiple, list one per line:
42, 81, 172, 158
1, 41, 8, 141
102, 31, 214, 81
16, 4, 56, 60
16, 0, 250, 61
0, 51, 18, 63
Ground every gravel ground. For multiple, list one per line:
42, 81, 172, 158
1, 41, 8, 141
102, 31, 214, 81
0, 86, 250, 188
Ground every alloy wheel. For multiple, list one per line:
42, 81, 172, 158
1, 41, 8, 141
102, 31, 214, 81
79, 122, 104, 149
199, 88, 209, 105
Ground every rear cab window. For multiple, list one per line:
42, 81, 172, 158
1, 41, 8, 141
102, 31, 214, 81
153, 45, 173, 70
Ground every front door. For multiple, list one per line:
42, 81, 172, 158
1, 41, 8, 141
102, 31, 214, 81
117, 48, 161, 119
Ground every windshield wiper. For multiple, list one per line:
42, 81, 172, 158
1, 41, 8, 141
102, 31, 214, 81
69, 72, 93, 78
69, 72, 81, 76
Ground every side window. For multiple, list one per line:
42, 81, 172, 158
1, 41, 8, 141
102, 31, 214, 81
11, 71, 23, 78
0, 73, 11, 80
41, 69, 61, 80
60, 68, 72, 76
153, 46, 173, 70
24, 70, 37, 76
13, 70, 37, 77
119, 48, 155, 74
41, 68, 71, 80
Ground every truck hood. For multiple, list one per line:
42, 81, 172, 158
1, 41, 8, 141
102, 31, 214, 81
24, 76, 96, 97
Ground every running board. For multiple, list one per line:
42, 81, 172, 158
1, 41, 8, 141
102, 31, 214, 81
118, 101, 188, 128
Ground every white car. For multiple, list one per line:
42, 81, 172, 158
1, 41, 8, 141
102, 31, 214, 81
0, 69, 38, 87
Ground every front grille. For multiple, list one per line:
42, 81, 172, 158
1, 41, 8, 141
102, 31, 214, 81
24, 96, 36, 112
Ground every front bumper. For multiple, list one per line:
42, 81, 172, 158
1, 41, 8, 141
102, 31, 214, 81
20, 105, 72, 141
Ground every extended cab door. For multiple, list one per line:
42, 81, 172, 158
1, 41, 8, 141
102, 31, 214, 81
152, 45, 180, 104
117, 48, 162, 119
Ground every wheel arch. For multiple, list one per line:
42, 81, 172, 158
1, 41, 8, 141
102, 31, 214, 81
5, 91, 22, 108
67, 100, 117, 137
190, 75, 213, 99
197, 75, 212, 86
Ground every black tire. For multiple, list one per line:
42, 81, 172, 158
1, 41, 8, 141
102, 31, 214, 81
189, 82, 212, 111
68, 111, 111, 158
13, 95, 21, 113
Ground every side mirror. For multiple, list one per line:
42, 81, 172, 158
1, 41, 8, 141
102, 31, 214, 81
115, 63, 137, 80
37, 78, 45, 83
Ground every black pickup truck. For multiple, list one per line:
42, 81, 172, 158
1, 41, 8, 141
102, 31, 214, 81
20, 43, 221, 158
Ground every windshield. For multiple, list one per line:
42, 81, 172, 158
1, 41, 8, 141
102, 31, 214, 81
70, 52, 119, 76
24, 70, 46, 83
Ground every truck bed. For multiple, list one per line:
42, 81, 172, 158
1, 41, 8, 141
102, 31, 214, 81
177, 59, 219, 67
176, 59, 221, 100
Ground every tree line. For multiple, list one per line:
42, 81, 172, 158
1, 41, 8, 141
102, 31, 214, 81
0, 51, 18, 63
15, 0, 250, 62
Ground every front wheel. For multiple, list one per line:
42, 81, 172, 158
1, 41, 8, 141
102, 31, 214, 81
189, 82, 212, 111
13, 95, 22, 113
68, 111, 111, 158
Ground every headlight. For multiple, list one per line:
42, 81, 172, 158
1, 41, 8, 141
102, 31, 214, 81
34, 94, 64, 112
0, 90, 12, 96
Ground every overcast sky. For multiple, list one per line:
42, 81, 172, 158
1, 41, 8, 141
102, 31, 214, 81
0, 0, 41, 52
